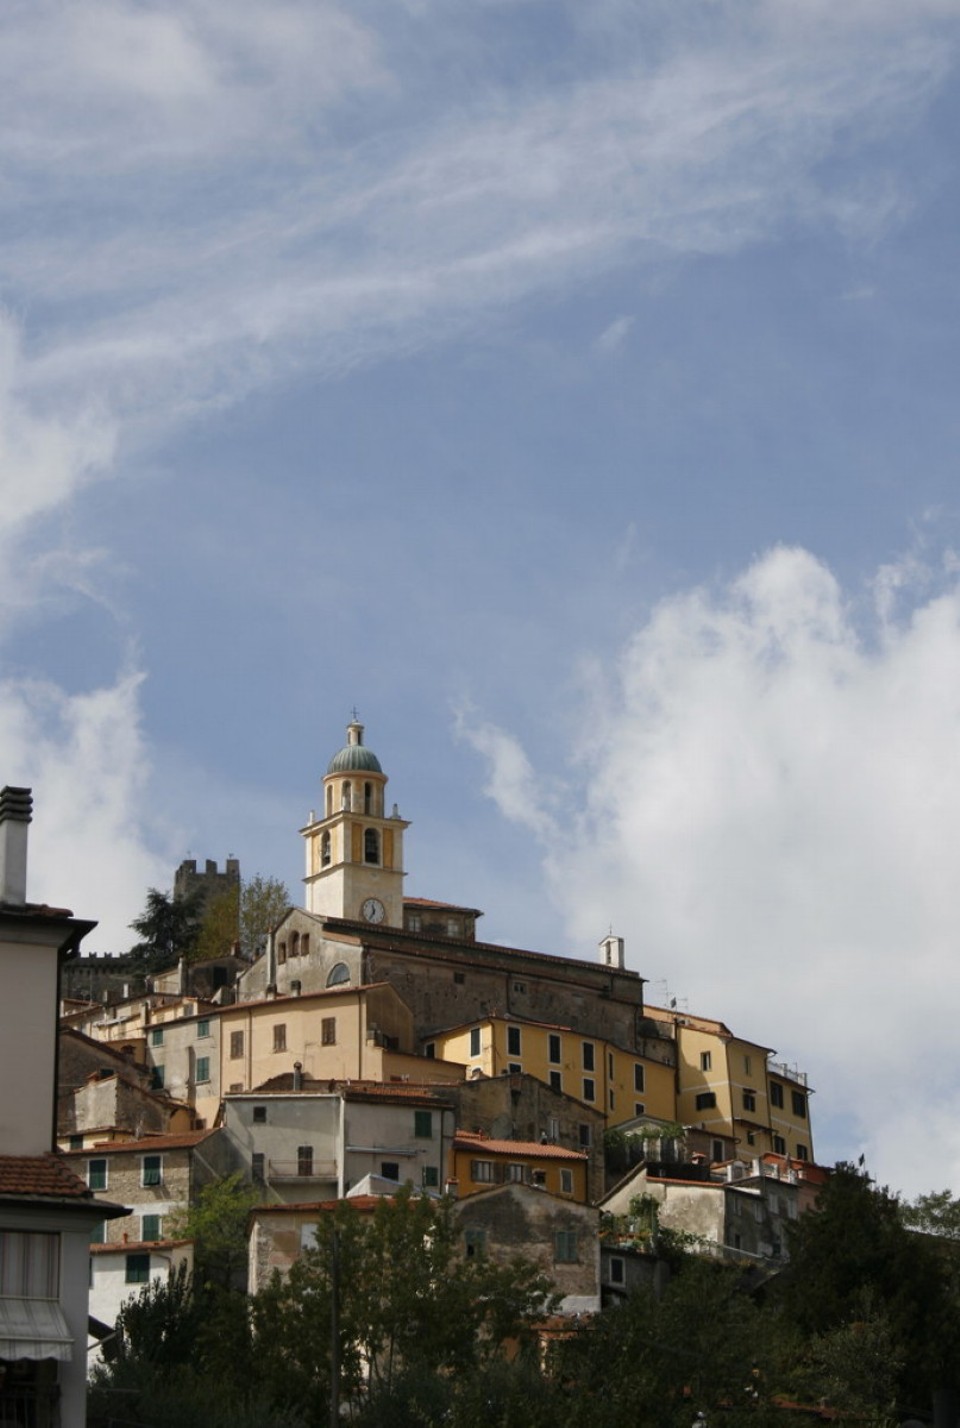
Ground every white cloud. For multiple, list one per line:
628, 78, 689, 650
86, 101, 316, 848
470, 546, 960, 1195
0, 669, 168, 950
595, 315, 634, 354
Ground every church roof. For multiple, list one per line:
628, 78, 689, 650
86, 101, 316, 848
326, 720, 383, 775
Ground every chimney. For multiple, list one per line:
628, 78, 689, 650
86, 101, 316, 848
293, 1061, 303, 1092
0, 786, 32, 906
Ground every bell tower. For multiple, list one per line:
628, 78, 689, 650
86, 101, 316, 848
300, 718, 409, 927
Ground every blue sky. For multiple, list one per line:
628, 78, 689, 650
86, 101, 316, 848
4, 0, 960, 1194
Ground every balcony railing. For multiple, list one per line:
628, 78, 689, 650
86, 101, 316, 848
266, 1159, 338, 1182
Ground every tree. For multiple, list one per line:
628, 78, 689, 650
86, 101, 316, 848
239, 874, 291, 959
250, 1188, 556, 1422
128, 887, 204, 974
783, 1162, 960, 1413
901, 1188, 960, 1240
166, 1172, 260, 1290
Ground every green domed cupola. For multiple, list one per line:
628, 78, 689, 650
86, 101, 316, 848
326, 720, 383, 775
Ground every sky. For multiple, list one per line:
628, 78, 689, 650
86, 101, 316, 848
3, 0, 960, 1197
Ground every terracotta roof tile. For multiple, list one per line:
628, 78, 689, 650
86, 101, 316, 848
61, 1130, 215, 1156
454, 1131, 586, 1161
0, 1154, 94, 1199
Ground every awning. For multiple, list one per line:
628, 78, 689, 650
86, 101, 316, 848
0, 1299, 73, 1361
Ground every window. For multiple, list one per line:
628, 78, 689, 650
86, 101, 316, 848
414, 1110, 433, 1139
69, 1134, 83, 1150
342, 781, 352, 810
321, 1017, 336, 1045
89, 1221, 105, 1245
142, 1155, 163, 1187
746, 1130, 756, 1146
744, 1055, 752, 1075
297, 1146, 313, 1177
773, 1134, 787, 1155
635, 1103, 645, 1117
446, 918, 460, 937
560, 1168, 574, 1194
408, 913, 422, 932
792, 1090, 807, 1118
548, 1034, 561, 1064
196, 1056, 210, 1084
549, 1071, 562, 1092
453, 971, 465, 985
513, 981, 526, 993
321, 831, 331, 866
422, 1166, 439, 1188
471, 1160, 495, 1183
770, 1081, 784, 1108
695, 1092, 716, 1110
230, 1031, 244, 1060
126, 1253, 150, 1285
712, 1139, 724, 1162
253, 1105, 267, 1123
327, 962, 350, 987
634, 1064, 645, 1093
700, 1051, 712, 1071
273, 1024, 287, 1053
507, 1163, 525, 1183
197, 1019, 210, 1038
796, 1143, 810, 1161
380, 1161, 400, 1182
141, 1214, 162, 1242
609, 1255, 625, 1285
743, 1089, 756, 1112
290, 932, 300, 958
151, 1065, 165, 1090
507, 1025, 522, 1056
548, 1115, 560, 1139
151, 1027, 164, 1047
469, 1027, 481, 1057
508, 1062, 522, 1074
578, 1123, 592, 1148
88, 1158, 107, 1190
252, 1153, 265, 1182
364, 828, 379, 864
278, 940, 287, 963
0, 1231, 59, 1298
301, 933, 310, 956
555, 1231, 578, 1263
609, 1090, 615, 1110
608, 1052, 614, 1079
464, 1228, 486, 1258
364, 781, 373, 814
425, 1043, 436, 1059
582, 1042, 595, 1071
582, 1078, 595, 1102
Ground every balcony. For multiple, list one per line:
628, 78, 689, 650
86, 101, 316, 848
266, 1159, 338, 1183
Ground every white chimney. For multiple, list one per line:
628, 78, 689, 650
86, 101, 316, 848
0, 786, 32, 906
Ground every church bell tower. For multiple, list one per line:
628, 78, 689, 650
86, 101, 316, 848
300, 719, 408, 927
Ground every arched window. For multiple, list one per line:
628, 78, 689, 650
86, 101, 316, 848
364, 782, 373, 814
320, 831, 331, 867
278, 941, 287, 964
327, 963, 350, 987
290, 931, 300, 958
364, 828, 379, 865
341, 781, 352, 811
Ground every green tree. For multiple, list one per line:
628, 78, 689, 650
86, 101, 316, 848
901, 1188, 960, 1239
251, 1188, 555, 1422
783, 1162, 960, 1413
166, 1172, 260, 1290
239, 874, 291, 959
128, 887, 204, 974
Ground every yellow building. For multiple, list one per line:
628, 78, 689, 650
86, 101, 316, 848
217, 982, 465, 1099
452, 1130, 589, 1201
427, 1014, 676, 1128
647, 1005, 814, 1162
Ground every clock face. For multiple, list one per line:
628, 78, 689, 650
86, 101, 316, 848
361, 897, 385, 924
